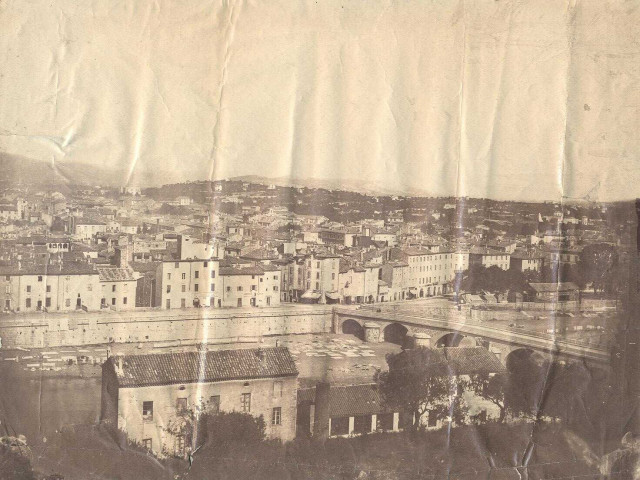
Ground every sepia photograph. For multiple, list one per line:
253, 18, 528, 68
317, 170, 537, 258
0, 0, 639, 478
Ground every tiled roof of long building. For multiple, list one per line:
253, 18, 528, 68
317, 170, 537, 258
105, 347, 298, 388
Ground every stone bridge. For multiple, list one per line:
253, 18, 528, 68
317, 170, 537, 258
333, 306, 611, 367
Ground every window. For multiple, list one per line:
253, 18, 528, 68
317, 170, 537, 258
259, 277, 263, 283
273, 381, 283, 398
195, 271, 199, 279
209, 395, 220, 414
37, 276, 43, 282
272, 407, 281, 425
166, 285, 171, 293
4, 285, 10, 294
167, 273, 171, 280
211, 271, 216, 279
4, 300, 9, 309
26, 285, 31, 293
251, 285, 256, 291
274, 275, 278, 280
237, 286, 243, 292
273, 286, 278, 291
111, 298, 116, 305
427, 410, 438, 428
175, 262, 179, 268
241, 393, 251, 412
4, 275, 9, 281
123, 297, 127, 305
316, 272, 320, 279
142, 401, 154, 421
45, 297, 51, 308
26, 298, 31, 308
142, 438, 152, 450
46, 285, 51, 293
176, 397, 188, 413
181, 298, 186, 308
210, 284, 215, 292
226, 286, 231, 292
237, 298, 242, 307
181, 273, 186, 280
332, 273, 335, 280
194, 284, 199, 292
166, 299, 171, 309
203, 261, 208, 267
175, 435, 185, 456
181, 285, 186, 292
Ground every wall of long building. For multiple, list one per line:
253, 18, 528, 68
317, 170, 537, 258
0, 306, 333, 349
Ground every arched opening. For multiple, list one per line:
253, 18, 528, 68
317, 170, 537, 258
342, 319, 365, 340
419, 289, 424, 298
427, 287, 431, 296
435, 332, 473, 348
383, 323, 409, 346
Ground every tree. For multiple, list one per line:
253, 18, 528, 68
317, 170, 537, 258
465, 373, 508, 423
377, 347, 468, 430
542, 362, 591, 425
580, 243, 618, 294
505, 351, 547, 418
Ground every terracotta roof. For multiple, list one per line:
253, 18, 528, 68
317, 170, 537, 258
97, 267, 137, 282
442, 347, 506, 375
297, 384, 391, 417
220, 266, 264, 276
0, 261, 96, 276
106, 347, 298, 388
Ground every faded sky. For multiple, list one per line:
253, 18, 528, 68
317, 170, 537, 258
0, 0, 639, 201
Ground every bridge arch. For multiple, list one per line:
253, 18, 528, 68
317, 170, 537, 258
435, 332, 476, 348
383, 322, 409, 346
341, 319, 365, 340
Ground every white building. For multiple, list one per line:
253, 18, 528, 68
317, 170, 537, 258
101, 347, 299, 457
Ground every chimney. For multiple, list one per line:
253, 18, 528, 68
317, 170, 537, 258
115, 355, 124, 375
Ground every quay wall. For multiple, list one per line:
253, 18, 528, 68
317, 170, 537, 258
0, 307, 334, 349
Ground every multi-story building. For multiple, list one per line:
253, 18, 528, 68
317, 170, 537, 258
391, 247, 456, 297
510, 250, 544, 272
276, 256, 306, 303
100, 347, 299, 456
338, 264, 381, 304
72, 217, 107, 241
219, 265, 279, 308
300, 253, 340, 303
0, 260, 100, 312
380, 261, 409, 301
97, 267, 138, 311
468, 248, 511, 271
155, 259, 221, 309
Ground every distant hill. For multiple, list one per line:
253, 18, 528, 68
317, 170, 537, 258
0, 153, 173, 188
229, 175, 431, 197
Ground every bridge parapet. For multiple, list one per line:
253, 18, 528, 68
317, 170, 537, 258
333, 307, 610, 365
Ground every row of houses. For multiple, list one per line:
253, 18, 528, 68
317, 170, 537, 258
101, 346, 505, 456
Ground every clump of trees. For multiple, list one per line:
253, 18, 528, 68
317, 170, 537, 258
376, 347, 472, 430
459, 265, 531, 295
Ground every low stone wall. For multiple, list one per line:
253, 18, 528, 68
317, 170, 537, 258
0, 307, 334, 349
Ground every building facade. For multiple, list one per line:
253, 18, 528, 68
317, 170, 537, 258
101, 347, 299, 456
